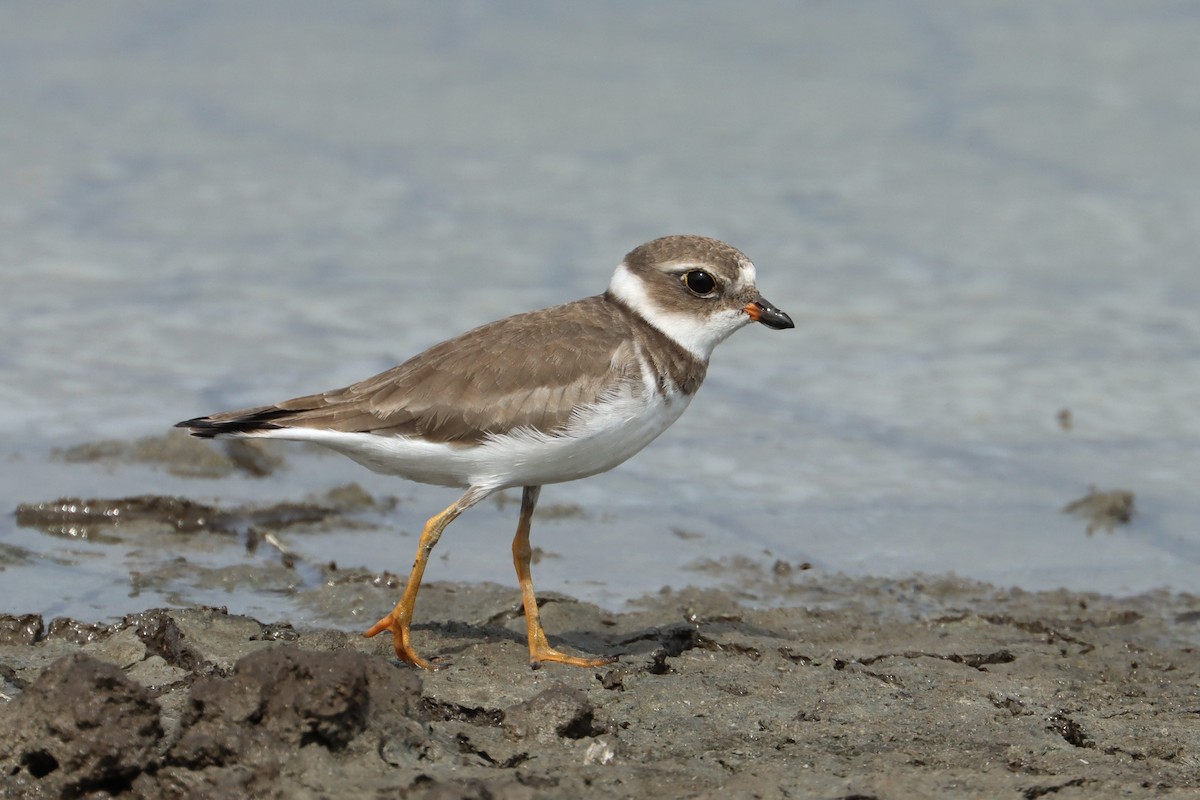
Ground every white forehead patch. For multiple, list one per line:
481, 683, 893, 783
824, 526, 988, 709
736, 257, 757, 291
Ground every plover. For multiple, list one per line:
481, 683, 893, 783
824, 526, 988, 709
177, 235, 793, 669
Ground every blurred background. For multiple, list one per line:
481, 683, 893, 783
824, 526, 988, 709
2, 2, 1199, 624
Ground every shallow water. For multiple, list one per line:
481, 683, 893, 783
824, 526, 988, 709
3, 2, 1199, 625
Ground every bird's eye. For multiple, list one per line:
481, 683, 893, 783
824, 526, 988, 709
682, 270, 717, 296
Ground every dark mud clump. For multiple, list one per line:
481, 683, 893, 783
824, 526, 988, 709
15, 484, 380, 540
54, 432, 284, 479
1063, 487, 1136, 534
0, 653, 161, 798
163, 647, 426, 796
0, 579, 1198, 798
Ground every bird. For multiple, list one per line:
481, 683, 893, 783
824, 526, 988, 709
177, 235, 793, 669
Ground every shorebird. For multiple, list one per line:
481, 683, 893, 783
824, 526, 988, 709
177, 235, 793, 669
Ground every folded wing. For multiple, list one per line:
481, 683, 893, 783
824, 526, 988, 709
177, 296, 642, 445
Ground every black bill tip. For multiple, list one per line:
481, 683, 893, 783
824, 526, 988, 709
744, 298, 794, 330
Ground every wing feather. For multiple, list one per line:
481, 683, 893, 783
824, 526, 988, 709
180, 295, 646, 444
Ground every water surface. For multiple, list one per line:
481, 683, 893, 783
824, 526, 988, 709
3, 2, 1198, 625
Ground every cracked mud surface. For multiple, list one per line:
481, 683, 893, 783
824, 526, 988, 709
1, 579, 1198, 798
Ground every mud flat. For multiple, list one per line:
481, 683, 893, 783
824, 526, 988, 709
1, 574, 1197, 799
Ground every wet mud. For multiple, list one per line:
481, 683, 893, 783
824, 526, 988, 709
4, 435, 1197, 797
16, 485, 381, 542
1, 578, 1198, 799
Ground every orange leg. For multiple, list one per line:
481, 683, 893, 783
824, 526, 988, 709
365, 487, 485, 669
513, 485, 615, 669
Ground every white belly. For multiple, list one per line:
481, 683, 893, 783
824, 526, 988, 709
251, 388, 694, 492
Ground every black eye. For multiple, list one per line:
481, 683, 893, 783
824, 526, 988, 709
682, 270, 716, 296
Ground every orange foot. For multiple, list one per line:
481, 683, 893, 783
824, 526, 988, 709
529, 646, 618, 670
364, 611, 440, 671
526, 625, 618, 669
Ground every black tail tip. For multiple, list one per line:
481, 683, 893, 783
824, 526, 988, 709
174, 409, 287, 438
175, 417, 221, 439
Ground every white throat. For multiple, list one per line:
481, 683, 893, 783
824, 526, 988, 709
607, 263, 750, 362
